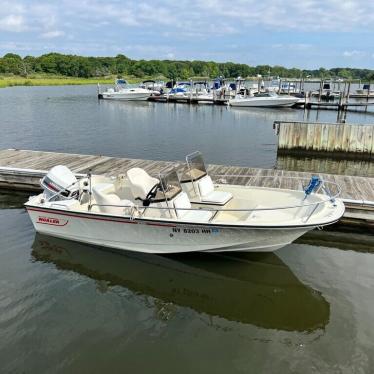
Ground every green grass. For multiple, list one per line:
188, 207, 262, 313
0, 74, 145, 88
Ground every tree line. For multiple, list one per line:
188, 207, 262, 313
1, 52, 373, 81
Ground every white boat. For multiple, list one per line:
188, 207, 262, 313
229, 92, 300, 107
25, 152, 345, 254
139, 80, 165, 95
311, 82, 341, 99
355, 84, 374, 95
99, 79, 151, 101
192, 81, 213, 103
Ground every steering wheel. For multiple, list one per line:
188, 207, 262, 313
145, 183, 160, 201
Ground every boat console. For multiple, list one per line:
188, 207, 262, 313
181, 151, 233, 205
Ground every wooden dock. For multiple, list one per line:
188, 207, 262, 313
0, 149, 373, 229
275, 121, 374, 158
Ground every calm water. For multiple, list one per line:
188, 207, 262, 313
0, 195, 373, 373
0, 85, 374, 372
0, 85, 373, 172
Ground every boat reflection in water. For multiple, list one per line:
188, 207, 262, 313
31, 234, 330, 332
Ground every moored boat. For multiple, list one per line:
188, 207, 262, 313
25, 152, 345, 254
229, 91, 300, 107
99, 79, 151, 101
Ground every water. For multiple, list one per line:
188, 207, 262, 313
0, 196, 373, 373
0, 85, 374, 372
0, 85, 373, 172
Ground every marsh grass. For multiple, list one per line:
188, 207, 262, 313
0, 74, 146, 88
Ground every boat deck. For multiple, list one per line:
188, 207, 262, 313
0, 149, 373, 228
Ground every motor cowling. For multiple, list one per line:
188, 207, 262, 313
40, 165, 79, 201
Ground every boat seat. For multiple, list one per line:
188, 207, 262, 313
127, 168, 159, 200
197, 175, 232, 205
92, 183, 133, 214
173, 192, 213, 222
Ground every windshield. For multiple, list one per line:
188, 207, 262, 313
159, 169, 182, 200
181, 151, 207, 183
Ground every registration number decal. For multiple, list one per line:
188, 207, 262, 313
172, 227, 220, 235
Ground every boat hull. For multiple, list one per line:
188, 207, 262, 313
100, 92, 150, 101
26, 206, 317, 254
230, 97, 298, 107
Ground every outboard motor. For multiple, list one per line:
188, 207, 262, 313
40, 165, 79, 201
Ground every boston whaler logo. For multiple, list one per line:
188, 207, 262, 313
37, 216, 68, 226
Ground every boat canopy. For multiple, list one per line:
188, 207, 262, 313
170, 87, 187, 94
116, 79, 128, 85
323, 83, 331, 90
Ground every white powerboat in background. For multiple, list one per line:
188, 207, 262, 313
25, 152, 344, 254
167, 82, 191, 100
229, 91, 300, 107
99, 79, 151, 101
355, 84, 374, 95
139, 80, 165, 95
311, 82, 341, 100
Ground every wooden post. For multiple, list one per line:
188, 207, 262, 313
190, 79, 193, 102
346, 82, 351, 104
338, 89, 343, 110
318, 80, 323, 102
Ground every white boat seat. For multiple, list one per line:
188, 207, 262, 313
173, 192, 213, 222
92, 183, 133, 214
197, 175, 232, 205
127, 168, 159, 200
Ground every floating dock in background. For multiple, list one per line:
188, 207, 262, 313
275, 121, 374, 158
0, 149, 372, 229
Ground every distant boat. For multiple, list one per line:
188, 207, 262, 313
267, 80, 299, 94
312, 82, 340, 100
355, 84, 374, 95
192, 81, 213, 103
279, 82, 299, 94
167, 82, 191, 100
99, 79, 151, 101
139, 80, 165, 95
229, 91, 300, 107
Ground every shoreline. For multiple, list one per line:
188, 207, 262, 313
0, 76, 144, 88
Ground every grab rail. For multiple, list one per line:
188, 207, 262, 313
45, 174, 341, 223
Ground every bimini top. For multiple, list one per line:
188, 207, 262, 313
116, 79, 128, 85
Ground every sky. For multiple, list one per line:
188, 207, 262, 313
0, 0, 373, 69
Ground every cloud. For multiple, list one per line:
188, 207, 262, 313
272, 44, 312, 51
343, 50, 366, 57
0, 14, 27, 32
0, 0, 373, 68
40, 30, 65, 39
